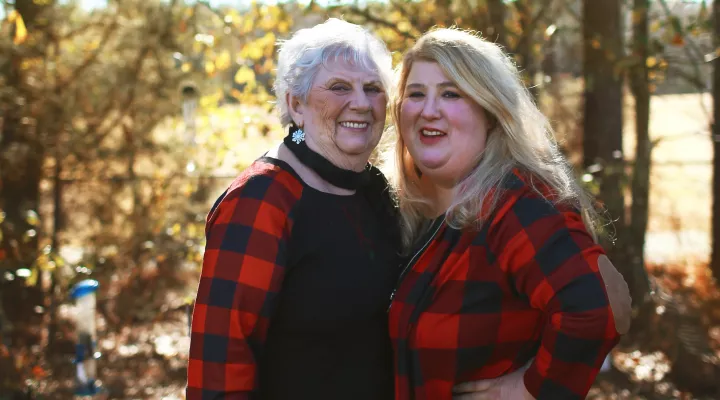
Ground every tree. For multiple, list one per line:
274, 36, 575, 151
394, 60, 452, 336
712, 0, 720, 282
339, 0, 559, 93
0, 0, 301, 391
628, 0, 652, 293
582, 0, 646, 302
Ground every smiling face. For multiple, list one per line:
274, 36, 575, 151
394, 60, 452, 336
289, 59, 387, 171
399, 61, 491, 187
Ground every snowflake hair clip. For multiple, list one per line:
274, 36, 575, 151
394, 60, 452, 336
292, 128, 305, 144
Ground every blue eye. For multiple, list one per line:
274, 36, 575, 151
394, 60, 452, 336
443, 91, 461, 98
364, 85, 382, 94
407, 91, 424, 98
331, 84, 351, 92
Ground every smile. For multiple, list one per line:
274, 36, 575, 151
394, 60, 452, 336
340, 121, 369, 129
421, 129, 446, 137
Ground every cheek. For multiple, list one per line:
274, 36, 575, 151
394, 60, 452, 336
399, 102, 419, 136
310, 93, 340, 122
372, 97, 387, 122
450, 106, 488, 153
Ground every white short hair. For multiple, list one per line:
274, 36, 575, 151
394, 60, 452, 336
273, 18, 393, 126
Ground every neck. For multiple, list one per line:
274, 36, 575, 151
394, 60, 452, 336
431, 184, 455, 218
305, 138, 369, 172
277, 144, 355, 195
422, 183, 455, 218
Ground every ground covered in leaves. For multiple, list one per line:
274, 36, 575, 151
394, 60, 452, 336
2, 260, 719, 399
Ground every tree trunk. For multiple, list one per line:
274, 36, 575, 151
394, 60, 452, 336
486, 0, 507, 49
513, 0, 553, 101
515, 0, 538, 99
711, 0, 720, 283
583, 0, 635, 296
0, 47, 42, 273
628, 0, 652, 299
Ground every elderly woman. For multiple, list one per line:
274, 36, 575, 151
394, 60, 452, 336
386, 29, 632, 400
186, 19, 400, 399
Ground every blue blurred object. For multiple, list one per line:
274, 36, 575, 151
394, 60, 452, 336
70, 279, 99, 300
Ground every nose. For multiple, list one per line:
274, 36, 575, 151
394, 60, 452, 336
349, 88, 371, 112
420, 96, 440, 120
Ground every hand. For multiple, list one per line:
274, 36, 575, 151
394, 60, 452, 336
452, 365, 535, 400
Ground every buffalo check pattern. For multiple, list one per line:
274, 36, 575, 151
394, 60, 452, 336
187, 160, 304, 400
388, 170, 622, 400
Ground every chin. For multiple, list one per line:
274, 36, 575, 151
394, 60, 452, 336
415, 156, 448, 171
337, 139, 374, 156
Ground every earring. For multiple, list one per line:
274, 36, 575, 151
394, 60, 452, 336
292, 126, 305, 144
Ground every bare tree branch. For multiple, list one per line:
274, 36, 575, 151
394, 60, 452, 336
346, 5, 416, 40
61, 20, 111, 40
93, 46, 152, 147
512, 0, 554, 54
390, 0, 422, 33
657, 0, 707, 62
56, 21, 118, 91
665, 65, 709, 91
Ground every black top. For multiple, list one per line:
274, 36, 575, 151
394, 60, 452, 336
258, 157, 400, 400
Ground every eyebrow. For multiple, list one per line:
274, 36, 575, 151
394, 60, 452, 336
405, 81, 458, 89
325, 77, 383, 86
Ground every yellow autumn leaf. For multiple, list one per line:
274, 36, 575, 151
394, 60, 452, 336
278, 21, 290, 34
181, 62, 192, 72
241, 18, 254, 34
242, 44, 264, 61
187, 224, 198, 238
25, 269, 38, 287
650, 20, 661, 33
85, 39, 101, 51
26, 210, 39, 226
262, 32, 276, 46
646, 56, 657, 68
8, 10, 28, 45
230, 88, 244, 101
205, 61, 216, 75
234, 65, 256, 84
215, 50, 231, 70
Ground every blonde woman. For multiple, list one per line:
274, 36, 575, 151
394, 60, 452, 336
385, 28, 632, 400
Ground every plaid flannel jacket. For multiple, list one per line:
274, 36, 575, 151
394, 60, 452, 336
388, 171, 622, 399
187, 159, 304, 400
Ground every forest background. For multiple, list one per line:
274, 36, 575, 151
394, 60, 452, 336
1, 0, 719, 398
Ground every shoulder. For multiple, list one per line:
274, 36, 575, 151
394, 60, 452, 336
228, 157, 303, 200
489, 169, 582, 232
207, 158, 305, 228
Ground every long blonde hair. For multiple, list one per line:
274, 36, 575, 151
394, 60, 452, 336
384, 28, 600, 249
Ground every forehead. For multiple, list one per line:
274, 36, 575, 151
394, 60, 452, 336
405, 61, 451, 85
312, 59, 382, 84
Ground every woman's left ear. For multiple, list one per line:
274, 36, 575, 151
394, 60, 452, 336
287, 92, 305, 128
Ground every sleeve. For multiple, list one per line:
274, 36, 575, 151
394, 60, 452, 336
488, 193, 627, 399
186, 174, 298, 400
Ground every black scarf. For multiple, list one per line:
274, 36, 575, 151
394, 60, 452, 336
283, 124, 371, 190
283, 124, 401, 246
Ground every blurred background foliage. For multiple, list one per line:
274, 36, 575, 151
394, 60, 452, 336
0, 0, 719, 398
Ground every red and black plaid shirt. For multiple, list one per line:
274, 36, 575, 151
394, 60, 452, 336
388, 171, 622, 399
187, 160, 304, 399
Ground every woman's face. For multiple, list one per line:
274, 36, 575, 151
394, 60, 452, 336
290, 59, 387, 170
399, 61, 490, 187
